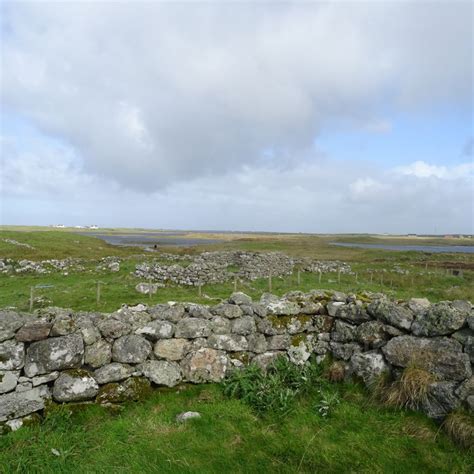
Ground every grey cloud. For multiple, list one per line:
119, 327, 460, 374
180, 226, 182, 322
2, 2, 472, 191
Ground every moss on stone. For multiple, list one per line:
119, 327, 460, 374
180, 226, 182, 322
267, 314, 312, 330
231, 352, 250, 364
290, 334, 308, 347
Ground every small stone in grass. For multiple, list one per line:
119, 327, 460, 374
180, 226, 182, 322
176, 411, 201, 423
51, 449, 60, 457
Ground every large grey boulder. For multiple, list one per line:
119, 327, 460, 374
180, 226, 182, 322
247, 334, 268, 354
154, 339, 189, 361
112, 335, 151, 364
0, 385, 51, 421
0, 370, 20, 394
411, 301, 468, 336
356, 321, 402, 349
32, 371, 59, 387
266, 335, 291, 350
329, 342, 361, 360
53, 370, 99, 402
382, 336, 471, 381
84, 339, 112, 368
421, 382, 460, 420
181, 348, 229, 383
231, 316, 257, 335
368, 300, 414, 331
407, 298, 431, 315
24, 334, 84, 377
265, 300, 300, 316
158, 304, 186, 323
350, 352, 389, 385
229, 292, 252, 305
50, 315, 76, 336
207, 334, 248, 351
0, 340, 25, 370
210, 316, 231, 335
141, 360, 182, 387
15, 320, 52, 342
94, 363, 135, 384
0, 311, 26, 342
135, 320, 174, 340
335, 304, 371, 324
97, 318, 131, 339
80, 324, 102, 346
212, 303, 244, 319
327, 302, 345, 317
331, 320, 357, 343
175, 318, 211, 338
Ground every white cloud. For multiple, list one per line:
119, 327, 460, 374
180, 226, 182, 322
396, 161, 474, 180
1, 1, 472, 191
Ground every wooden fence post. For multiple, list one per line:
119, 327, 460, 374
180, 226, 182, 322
198, 283, 202, 298
234, 275, 237, 292
29, 286, 34, 312
318, 270, 322, 285
96, 281, 101, 305
297, 269, 301, 286
268, 273, 272, 293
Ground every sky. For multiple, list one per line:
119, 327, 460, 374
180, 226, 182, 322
1, 0, 473, 234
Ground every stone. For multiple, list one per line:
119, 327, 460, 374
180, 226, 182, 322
24, 334, 84, 377
421, 382, 460, 420
53, 370, 99, 402
212, 303, 244, 319
154, 339, 189, 361
0, 311, 26, 342
288, 342, 312, 365
15, 320, 52, 342
0, 340, 25, 370
467, 315, 474, 330
251, 303, 267, 318
136, 320, 175, 340
0, 385, 51, 421
141, 360, 182, 387
80, 324, 102, 345
181, 348, 229, 383
84, 339, 112, 368
229, 292, 252, 305
368, 300, 414, 331
112, 335, 151, 364
331, 320, 357, 343
96, 377, 151, 404
455, 376, 474, 402
187, 305, 213, 319
97, 318, 131, 339
16, 382, 33, 392
0, 370, 20, 394
327, 301, 345, 317
94, 363, 135, 384
231, 316, 257, 335
411, 301, 468, 337
266, 335, 291, 350
265, 300, 300, 316
207, 334, 248, 351
252, 352, 286, 371
313, 315, 334, 333
407, 298, 431, 314
175, 318, 212, 338
247, 334, 268, 353
50, 315, 76, 336
350, 352, 389, 385
299, 302, 323, 315
335, 304, 371, 324
158, 304, 186, 323
176, 411, 201, 422
329, 342, 361, 361
382, 336, 471, 381
210, 316, 231, 335
356, 321, 401, 349
331, 291, 347, 302
313, 340, 329, 355
135, 282, 159, 295
32, 371, 59, 387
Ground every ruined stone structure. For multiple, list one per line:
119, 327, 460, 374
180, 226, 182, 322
1, 290, 472, 432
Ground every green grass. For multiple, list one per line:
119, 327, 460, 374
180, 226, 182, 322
1, 383, 471, 473
0, 230, 472, 312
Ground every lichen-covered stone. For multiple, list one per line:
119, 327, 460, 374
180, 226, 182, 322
212, 303, 244, 319
0, 311, 26, 342
231, 316, 257, 335
247, 334, 268, 353
266, 335, 291, 350
141, 360, 182, 387
356, 321, 401, 349
93, 363, 135, 384
229, 292, 252, 305
112, 335, 151, 364
411, 301, 469, 337
15, 320, 52, 342
421, 382, 460, 420
0, 385, 51, 421
288, 342, 312, 365
50, 315, 76, 336
329, 342, 361, 360
382, 335, 471, 381
154, 338, 189, 361
0, 370, 19, 394
252, 351, 286, 371
210, 316, 231, 335
96, 377, 151, 404
335, 304, 371, 324
181, 348, 228, 383
97, 318, 131, 339
175, 318, 211, 339
350, 351, 389, 385
265, 299, 300, 316
53, 370, 99, 402
207, 334, 248, 351
0, 340, 25, 370
331, 320, 357, 343
135, 320, 174, 340
327, 301, 345, 317
24, 334, 84, 377
368, 300, 414, 331
32, 371, 59, 387
84, 339, 112, 368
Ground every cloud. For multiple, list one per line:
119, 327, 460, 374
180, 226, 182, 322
395, 161, 474, 180
1, 1, 472, 191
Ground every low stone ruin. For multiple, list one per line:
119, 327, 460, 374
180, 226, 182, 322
0, 290, 472, 432
135, 251, 351, 286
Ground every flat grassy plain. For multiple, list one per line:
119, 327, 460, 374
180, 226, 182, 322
0, 228, 472, 312
1, 383, 472, 473
0, 227, 473, 472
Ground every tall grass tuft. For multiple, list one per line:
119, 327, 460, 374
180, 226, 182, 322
442, 412, 474, 450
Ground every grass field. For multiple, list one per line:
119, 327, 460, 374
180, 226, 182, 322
1, 382, 472, 473
0, 228, 472, 312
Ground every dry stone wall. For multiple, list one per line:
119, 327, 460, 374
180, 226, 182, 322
1, 290, 472, 432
